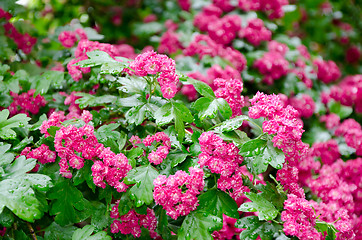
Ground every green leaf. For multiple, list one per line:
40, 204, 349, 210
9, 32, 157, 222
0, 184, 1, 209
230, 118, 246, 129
172, 101, 194, 123
90, 202, 111, 231
117, 76, 147, 94
262, 141, 285, 169
72, 225, 112, 240
238, 192, 278, 221
235, 216, 281, 240
44, 222, 77, 240
315, 221, 339, 240
198, 189, 238, 219
178, 211, 222, 240
167, 151, 189, 168
0, 207, 14, 228
239, 139, 267, 157
74, 50, 116, 68
180, 76, 215, 99
3, 156, 36, 179
213, 115, 249, 133
124, 165, 159, 206
75, 93, 118, 109
174, 113, 185, 142
0, 175, 52, 222
154, 102, 174, 126
0, 110, 30, 140
255, 182, 287, 211
328, 101, 353, 119
0, 143, 14, 166
117, 94, 144, 107
125, 103, 158, 126
193, 97, 232, 120
48, 180, 91, 226
32, 71, 64, 96
100, 61, 127, 75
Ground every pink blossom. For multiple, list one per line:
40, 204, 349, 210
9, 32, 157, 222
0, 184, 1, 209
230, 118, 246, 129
239, 18, 271, 46
58, 31, 77, 48
153, 167, 204, 219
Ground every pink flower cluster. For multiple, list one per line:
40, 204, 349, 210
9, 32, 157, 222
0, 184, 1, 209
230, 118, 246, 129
54, 124, 103, 178
329, 75, 362, 113
239, 18, 272, 46
249, 92, 309, 196
194, 5, 223, 32
158, 30, 182, 54
335, 119, 362, 156
8, 89, 47, 116
320, 113, 340, 130
110, 206, 157, 238
311, 139, 340, 165
307, 158, 362, 238
128, 51, 179, 99
58, 29, 87, 48
207, 15, 241, 45
40, 110, 92, 137
313, 59, 341, 84
254, 46, 289, 85
198, 131, 243, 177
68, 39, 120, 81
238, 0, 289, 19
177, 0, 191, 11
143, 132, 171, 165
311, 203, 356, 240
20, 144, 56, 165
214, 78, 245, 117
183, 34, 246, 71
281, 194, 322, 240
218, 166, 264, 206
153, 167, 204, 219
1, 8, 36, 54
91, 147, 131, 192
288, 94, 316, 118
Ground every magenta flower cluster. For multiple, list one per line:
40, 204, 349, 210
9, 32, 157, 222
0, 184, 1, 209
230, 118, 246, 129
110, 206, 157, 238
313, 59, 341, 84
335, 119, 362, 156
214, 78, 245, 118
54, 124, 104, 178
153, 167, 204, 219
40, 110, 93, 137
92, 147, 132, 192
128, 50, 179, 99
58, 29, 87, 48
281, 194, 322, 240
198, 131, 243, 177
0, 8, 36, 54
142, 132, 171, 165
8, 89, 47, 116
239, 18, 272, 46
254, 43, 289, 85
329, 74, 362, 113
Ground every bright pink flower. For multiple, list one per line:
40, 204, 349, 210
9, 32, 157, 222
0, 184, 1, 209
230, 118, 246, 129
58, 31, 77, 48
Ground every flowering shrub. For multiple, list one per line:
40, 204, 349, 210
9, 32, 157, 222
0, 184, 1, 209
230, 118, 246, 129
0, 0, 361, 240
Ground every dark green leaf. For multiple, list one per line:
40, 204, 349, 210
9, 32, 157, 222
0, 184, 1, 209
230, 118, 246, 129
154, 102, 174, 126
180, 76, 215, 99
178, 211, 222, 240
75, 93, 118, 109
44, 222, 77, 240
72, 225, 112, 240
235, 216, 280, 240
167, 151, 189, 168
213, 115, 249, 133
239, 139, 267, 157
255, 182, 287, 211
198, 189, 238, 219
238, 192, 278, 221
124, 165, 159, 206
48, 180, 91, 226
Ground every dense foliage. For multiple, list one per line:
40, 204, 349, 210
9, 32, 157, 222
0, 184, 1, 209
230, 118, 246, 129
0, 0, 361, 239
